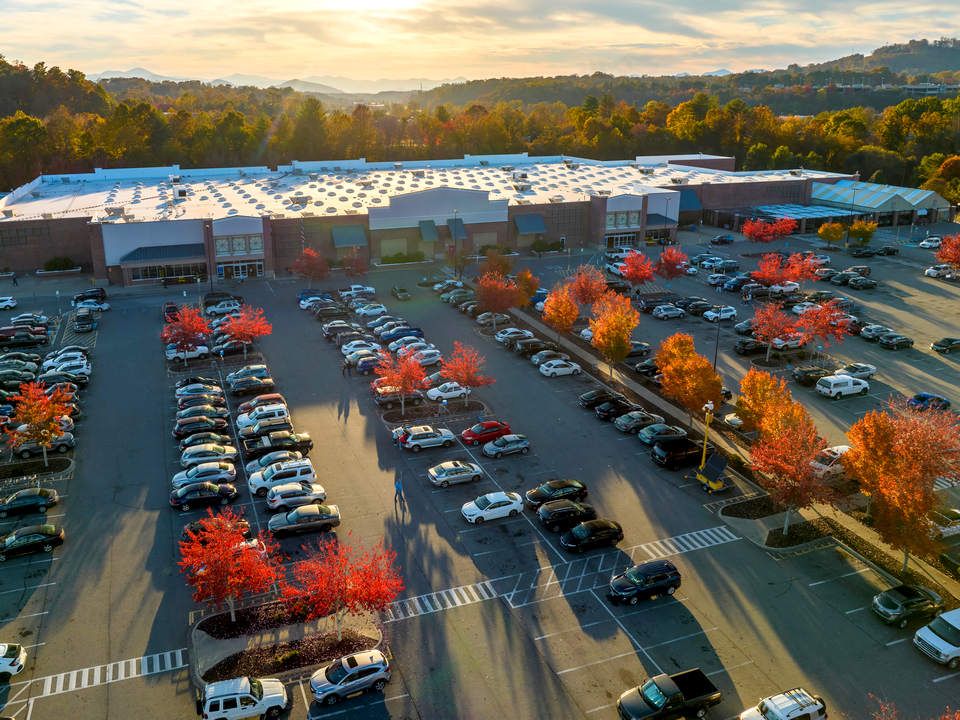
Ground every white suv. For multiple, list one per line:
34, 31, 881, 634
740, 688, 826, 720
914, 608, 960, 668
0, 643, 27, 680
206, 300, 241, 316
237, 404, 289, 430
248, 458, 317, 497
197, 676, 289, 719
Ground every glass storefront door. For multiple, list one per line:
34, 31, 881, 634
217, 261, 263, 280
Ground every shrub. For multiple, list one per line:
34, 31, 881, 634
43, 257, 76, 271
275, 650, 301, 666
380, 251, 425, 265
478, 244, 512, 256
531, 240, 565, 253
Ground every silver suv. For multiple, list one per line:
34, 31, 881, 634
309, 650, 391, 706
392, 425, 456, 452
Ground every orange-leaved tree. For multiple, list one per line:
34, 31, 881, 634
752, 303, 798, 361
751, 253, 788, 287
6, 381, 73, 466
742, 218, 777, 243
160, 304, 211, 365
542, 283, 579, 340
478, 249, 513, 278
569, 264, 606, 305
794, 299, 852, 349
621, 251, 655, 288
772, 217, 798, 239
514, 268, 540, 308
439, 342, 494, 406
656, 334, 722, 424
374, 350, 427, 416
655, 332, 696, 373
751, 400, 828, 535
475, 271, 518, 331
178, 508, 282, 622
654, 247, 688, 281
589, 291, 640, 376
936, 234, 960, 272
221, 305, 272, 360
782, 252, 819, 284
735, 367, 792, 435
293, 247, 330, 282
282, 534, 403, 642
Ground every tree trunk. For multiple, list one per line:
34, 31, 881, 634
765, 341, 774, 362
902, 548, 910, 573
782, 504, 794, 536
335, 606, 343, 642
41, 444, 48, 468
227, 596, 236, 623
400, 394, 405, 417
242, 343, 248, 361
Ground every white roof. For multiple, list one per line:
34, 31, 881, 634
0, 155, 845, 224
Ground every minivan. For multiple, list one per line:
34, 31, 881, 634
608, 560, 681, 604
816, 375, 869, 399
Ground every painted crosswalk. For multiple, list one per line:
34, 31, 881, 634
934, 476, 960, 492
383, 581, 498, 622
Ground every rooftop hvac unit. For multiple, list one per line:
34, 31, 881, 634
512, 171, 528, 180
563, 158, 573, 165
41, 212, 53, 219
635, 166, 655, 175
669, 177, 687, 184
393, 163, 403, 170
513, 183, 532, 192
501, 166, 514, 172
410, 169, 425, 178
549, 195, 564, 203
169, 175, 181, 184
596, 189, 611, 196
177, 189, 188, 198
106, 206, 124, 216
309, 172, 319, 180
479, 160, 489, 166
1, 209, 14, 218
789, 169, 802, 176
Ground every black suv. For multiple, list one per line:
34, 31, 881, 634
650, 438, 713, 470
577, 389, 625, 409
876, 245, 899, 256
792, 365, 833, 386
595, 398, 640, 421
605, 279, 631, 295
734, 338, 766, 356
849, 246, 877, 257
608, 560, 681, 604
513, 338, 558, 357
71, 288, 107, 306
536, 500, 597, 533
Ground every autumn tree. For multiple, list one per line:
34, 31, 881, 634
475, 271, 518, 331
794, 300, 851, 348
817, 222, 844, 247
659, 350, 723, 425
569, 264, 607, 305
478, 249, 513, 278
752, 303, 799, 361
655, 332, 697, 373
782, 253, 818, 284
751, 401, 828, 535
772, 217, 798, 239
514, 268, 539, 307
283, 535, 403, 641
847, 219, 878, 247
589, 291, 640, 376
178, 509, 282, 622
654, 247, 688, 281
742, 218, 776, 243
5, 381, 72, 466
542, 284, 579, 340
221, 305, 272, 360
621, 251, 655, 287
935, 234, 960, 272
751, 253, 788, 287
344, 249, 367, 277
160, 304, 211, 365
735, 368, 793, 435
293, 247, 330, 282
439, 342, 495, 406
374, 350, 427, 416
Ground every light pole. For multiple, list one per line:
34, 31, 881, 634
452, 209, 460, 278
699, 401, 715, 472
712, 318, 721, 370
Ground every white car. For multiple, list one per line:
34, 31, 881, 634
388, 336, 426, 353
919, 237, 942, 249
0, 297, 17, 310
53, 359, 91, 376
412, 349, 442, 367
605, 248, 633, 261
341, 340, 381, 356
699, 257, 724, 269
339, 284, 376, 298
41, 352, 85, 371
0, 643, 27, 678
771, 334, 805, 350
354, 303, 388, 317
171, 461, 236, 490
722, 413, 743, 429
396, 341, 434, 358
703, 305, 737, 322
198, 677, 288, 720
75, 299, 110, 311
265, 481, 327, 511
539, 359, 582, 377
299, 296, 329, 309
579, 327, 594, 341
835, 362, 877, 379
426, 382, 471, 401
925, 264, 953, 278
433, 280, 463, 291
206, 300, 241, 316
494, 328, 533, 344
860, 324, 893, 340
810, 445, 851, 478
914, 608, 960, 668
810, 254, 831, 266
652, 304, 685, 319
791, 302, 821, 316
605, 262, 626, 277
476, 312, 511, 327
706, 273, 730, 286
180, 443, 238, 468
166, 345, 209, 362
684, 265, 699, 276
11, 313, 48, 325
461, 491, 523, 524
769, 281, 800, 294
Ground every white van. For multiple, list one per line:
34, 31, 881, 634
816, 375, 869, 399
248, 458, 316, 497
810, 445, 851, 478
236, 403, 289, 430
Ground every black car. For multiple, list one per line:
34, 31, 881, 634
71, 288, 107, 305
0, 488, 58, 518
524, 479, 589, 510
932, 338, 960, 354
313, 305, 349, 320
845, 265, 871, 277
651, 438, 713, 470
169, 482, 238, 512
624, 341, 652, 360
238, 418, 293, 440
213, 340, 252, 358
230, 377, 276, 397
871, 585, 944, 628
876, 245, 900, 256
0, 352, 41, 364
686, 301, 714, 317
605, 279, 631, 295
636, 295, 683, 313
878, 333, 914, 350
613, 409, 665, 433
0, 371, 34, 389
175, 376, 218, 390
179, 432, 232, 451
674, 296, 708, 310
830, 271, 859, 286
321, 321, 358, 339
177, 394, 228, 411
0, 524, 64, 561
172, 417, 229, 439
733, 319, 755, 335
559, 519, 623, 553
242, 431, 313, 461
608, 560, 681, 605
577, 389, 625, 409
390, 286, 411, 300
514, 338, 558, 357
848, 277, 877, 290
849, 246, 877, 257
805, 290, 835, 303
633, 359, 660, 377
711, 234, 734, 245
595, 399, 641, 421
537, 500, 597, 533
792, 365, 833, 386
734, 338, 766, 355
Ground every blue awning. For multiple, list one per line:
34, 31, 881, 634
646, 213, 676, 227
331, 225, 368, 248
514, 213, 547, 234
119, 243, 205, 263
678, 189, 702, 211
447, 217, 467, 241
419, 220, 439, 243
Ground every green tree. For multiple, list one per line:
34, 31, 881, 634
744, 143, 772, 170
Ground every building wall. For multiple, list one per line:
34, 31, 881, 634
0, 217, 94, 273
692, 179, 809, 209
271, 215, 370, 273
507, 202, 591, 249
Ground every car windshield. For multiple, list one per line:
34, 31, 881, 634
493, 437, 507, 447
475, 496, 492, 510
641, 680, 668, 709
571, 524, 590, 539
468, 423, 485, 434
325, 659, 350, 684
928, 617, 960, 647
624, 567, 647, 586
876, 592, 901, 610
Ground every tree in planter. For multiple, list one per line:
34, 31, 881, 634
750, 253, 788, 287
659, 350, 723, 426
344, 249, 367, 277
221, 305, 272, 361
568, 264, 606, 305
475, 272, 518, 332
160, 305, 211, 365
847, 219, 878, 247
621, 251, 655, 288
817, 222, 844, 248
589, 291, 640, 377
514, 268, 539, 308
735, 368, 792, 435
5, 381, 72, 466
782, 252, 818, 284
178, 509, 282, 623
292, 248, 330, 282
653, 247, 688, 281
282, 534, 403, 642
794, 299, 852, 349
439, 342, 494, 406
742, 218, 776, 243
751, 400, 829, 536
373, 350, 426, 416
752, 303, 799, 361
447, 246, 471, 280
655, 332, 696, 373
935, 234, 960, 273
478, 249, 513, 278
542, 284, 579, 341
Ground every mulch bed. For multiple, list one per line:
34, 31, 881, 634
381, 400, 486, 424
764, 519, 831, 548
720, 495, 783, 519
0, 457, 70, 480
198, 600, 310, 640
202, 628, 378, 683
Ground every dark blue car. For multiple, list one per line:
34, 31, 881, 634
908, 392, 951, 411
355, 356, 379, 375
723, 276, 751, 292
380, 327, 424, 342
297, 289, 331, 302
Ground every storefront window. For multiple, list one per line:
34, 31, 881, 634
616, 212, 628, 227
628, 211, 640, 226
215, 238, 231, 256
248, 235, 263, 253
232, 236, 246, 254
131, 263, 206, 281
606, 213, 616, 229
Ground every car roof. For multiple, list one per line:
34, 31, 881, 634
634, 559, 679, 573
205, 677, 251, 698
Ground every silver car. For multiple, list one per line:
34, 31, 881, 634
265, 482, 328, 511
171, 461, 236, 490
245, 450, 303, 475
427, 460, 483, 488
268, 504, 341, 537
482, 434, 530, 458
310, 650, 391, 705
393, 425, 456, 452
180, 443, 238, 468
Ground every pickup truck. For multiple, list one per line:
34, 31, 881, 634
241, 431, 313, 461
616, 668, 722, 719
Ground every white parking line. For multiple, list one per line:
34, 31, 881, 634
845, 606, 868, 614
556, 649, 638, 675
591, 590, 662, 673
535, 618, 611, 640
645, 627, 717, 650
0, 611, 48, 623
706, 660, 754, 676
808, 567, 870, 586
586, 704, 614, 715
0, 582, 55, 595
307, 693, 410, 718
886, 638, 907, 646
932, 670, 960, 683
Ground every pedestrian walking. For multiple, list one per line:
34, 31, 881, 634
11, 275, 17, 286
715, 282, 722, 294
341, 360, 348, 377
441, 399, 448, 414
345, 361, 352, 377
394, 477, 405, 503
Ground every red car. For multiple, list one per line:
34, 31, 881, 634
460, 420, 512, 446
163, 302, 179, 323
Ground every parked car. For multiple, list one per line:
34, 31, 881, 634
925, 264, 953, 278
0, 488, 58, 518
242, 431, 313, 461
530, 350, 569, 366
265, 481, 328, 512
237, 393, 286, 415
461, 491, 524, 524
913, 608, 960, 667
613, 410, 665, 433
848, 276, 877, 290
908, 392, 950, 411
176, 404, 230, 422
559, 519, 623, 552
513, 338, 557, 357
427, 460, 483, 488
872, 585, 944, 629
482, 434, 530, 458
171, 462, 236, 490
652, 304, 685, 320
179, 432, 232, 452
539, 359, 582, 377
494, 328, 533, 345
71, 288, 107, 305
268, 503, 340, 537
835, 362, 877, 380
932, 338, 960, 354
703, 305, 737, 322
815, 375, 869, 399
792, 365, 833, 386
238, 417, 293, 441
711, 234, 734, 245
0, 297, 17, 310
180, 443, 238, 468
13, 432, 75, 458
309, 650, 391, 705
229, 377, 276, 396
637, 424, 687, 445
460, 420, 511, 446
877, 245, 899, 256
392, 425, 455, 452
608, 560, 681, 604
595, 398, 640, 421
373, 386, 424, 409
929, 508, 960, 538
860, 324, 893, 341
878, 333, 914, 349
524, 478, 588, 510
176, 383, 223, 398
651, 438, 713, 470
0, 524, 64, 561
810, 445, 851, 478
426, 382, 471, 401
617, 669, 722, 720
918, 237, 943, 249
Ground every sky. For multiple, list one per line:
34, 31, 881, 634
2, 0, 960, 82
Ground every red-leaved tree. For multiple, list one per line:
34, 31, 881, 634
743, 217, 797, 243
794, 300, 851, 348
514, 268, 540, 308
569, 265, 607, 305
751, 253, 787, 287
374, 350, 427, 416
6, 381, 72, 466
475, 271, 518, 331
936, 234, 960, 272
222, 305, 272, 360
160, 305, 211, 365
621, 251, 655, 288
752, 303, 799, 361
440, 342, 494, 405
654, 247, 688, 281
542, 284, 579, 340
344, 249, 367, 277
293, 248, 330, 282
783, 253, 818, 284
178, 509, 282, 622
282, 535, 404, 641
